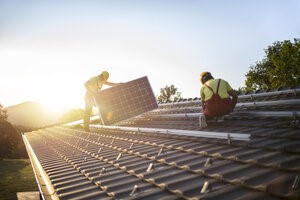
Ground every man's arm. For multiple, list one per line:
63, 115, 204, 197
104, 81, 122, 87
228, 89, 238, 110
201, 100, 206, 112
200, 87, 206, 112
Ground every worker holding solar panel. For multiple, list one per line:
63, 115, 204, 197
199, 71, 238, 128
83, 71, 121, 132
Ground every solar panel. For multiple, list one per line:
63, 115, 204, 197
94, 76, 158, 125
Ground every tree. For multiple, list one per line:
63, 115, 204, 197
157, 85, 182, 103
0, 104, 7, 121
245, 38, 300, 91
0, 103, 20, 159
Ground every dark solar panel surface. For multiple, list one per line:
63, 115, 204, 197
94, 76, 158, 125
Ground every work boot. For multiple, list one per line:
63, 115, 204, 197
199, 114, 207, 129
215, 116, 225, 122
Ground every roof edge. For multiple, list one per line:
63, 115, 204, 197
22, 134, 59, 200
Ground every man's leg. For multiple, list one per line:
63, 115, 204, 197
84, 100, 93, 132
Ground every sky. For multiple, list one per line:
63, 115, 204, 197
0, 0, 299, 113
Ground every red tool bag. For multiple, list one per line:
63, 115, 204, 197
204, 79, 232, 117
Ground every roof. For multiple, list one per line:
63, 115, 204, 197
23, 86, 300, 200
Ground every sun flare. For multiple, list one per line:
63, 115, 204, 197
42, 103, 71, 116
36, 83, 85, 116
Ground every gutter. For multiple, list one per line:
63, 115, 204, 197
22, 134, 59, 200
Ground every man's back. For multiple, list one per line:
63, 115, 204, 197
200, 79, 232, 102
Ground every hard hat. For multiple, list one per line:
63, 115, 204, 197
200, 71, 211, 84
101, 71, 109, 81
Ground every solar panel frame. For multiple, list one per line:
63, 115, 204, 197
94, 76, 158, 125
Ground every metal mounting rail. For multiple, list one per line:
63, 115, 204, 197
151, 111, 300, 119
63, 115, 99, 126
232, 111, 300, 118
149, 107, 202, 114
158, 100, 200, 107
146, 99, 300, 117
237, 88, 300, 99
236, 99, 300, 108
154, 99, 300, 114
91, 125, 250, 141
154, 113, 201, 118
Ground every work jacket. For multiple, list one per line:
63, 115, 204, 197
84, 75, 105, 103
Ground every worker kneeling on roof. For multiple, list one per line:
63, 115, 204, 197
199, 71, 238, 127
84, 71, 121, 132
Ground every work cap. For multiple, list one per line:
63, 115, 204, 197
101, 71, 109, 81
200, 71, 211, 84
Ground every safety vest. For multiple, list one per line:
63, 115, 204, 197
203, 79, 232, 117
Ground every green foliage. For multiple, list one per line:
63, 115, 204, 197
0, 120, 20, 159
245, 38, 300, 91
0, 159, 38, 200
0, 104, 7, 121
59, 108, 84, 123
236, 87, 247, 95
157, 85, 182, 103
0, 103, 27, 159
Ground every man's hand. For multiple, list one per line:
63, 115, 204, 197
201, 101, 206, 112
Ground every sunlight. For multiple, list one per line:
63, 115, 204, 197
39, 89, 85, 115
34, 74, 85, 115
41, 102, 71, 116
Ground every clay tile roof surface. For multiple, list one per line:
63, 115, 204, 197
23, 86, 300, 200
